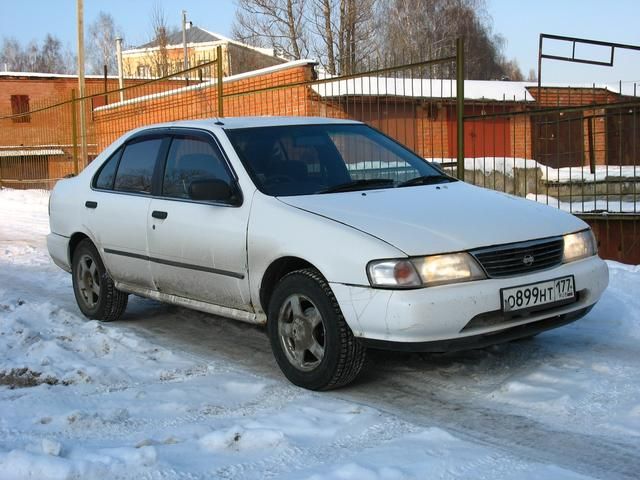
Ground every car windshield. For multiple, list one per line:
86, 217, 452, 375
225, 124, 454, 196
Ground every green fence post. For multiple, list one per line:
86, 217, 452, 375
71, 89, 79, 176
217, 45, 224, 117
456, 37, 465, 180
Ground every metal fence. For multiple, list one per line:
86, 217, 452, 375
457, 88, 640, 263
0, 38, 638, 262
0, 47, 225, 189
455, 92, 639, 213
0, 42, 466, 188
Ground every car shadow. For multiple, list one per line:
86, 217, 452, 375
115, 294, 568, 395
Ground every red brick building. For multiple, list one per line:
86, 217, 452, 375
1, 62, 637, 187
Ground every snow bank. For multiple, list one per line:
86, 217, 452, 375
431, 157, 640, 183
526, 193, 638, 213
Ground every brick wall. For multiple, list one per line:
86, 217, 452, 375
511, 108, 533, 159
416, 103, 449, 158
2, 70, 636, 185
93, 63, 316, 151
583, 217, 640, 265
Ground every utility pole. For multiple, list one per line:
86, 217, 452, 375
116, 37, 124, 102
182, 10, 189, 82
76, 0, 88, 168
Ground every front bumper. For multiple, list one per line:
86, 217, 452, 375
331, 255, 608, 350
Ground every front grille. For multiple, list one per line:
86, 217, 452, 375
470, 237, 564, 278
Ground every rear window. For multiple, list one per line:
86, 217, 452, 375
113, 138, 163, 194
94, 149, 121, 190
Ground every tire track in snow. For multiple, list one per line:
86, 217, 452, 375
3, 260, 639, 479
124, 309, 640, 480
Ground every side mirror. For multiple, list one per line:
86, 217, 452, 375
189, 178, 234, 203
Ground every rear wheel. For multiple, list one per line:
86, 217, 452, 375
72, 239, 128, 321
267, 268, 366, 390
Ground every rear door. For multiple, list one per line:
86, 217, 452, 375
86, 134, 169, 289
146, 130, 252, 310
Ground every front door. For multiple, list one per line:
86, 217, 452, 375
146, 131, 252, 311
86, 135, 168, 289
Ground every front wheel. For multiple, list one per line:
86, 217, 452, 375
267, 268, 366, 390
72, 239, 128, 321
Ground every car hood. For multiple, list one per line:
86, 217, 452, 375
278, 182, 587, 256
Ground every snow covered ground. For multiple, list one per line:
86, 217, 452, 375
1, 188, 639, 479
525, 193, 638, 214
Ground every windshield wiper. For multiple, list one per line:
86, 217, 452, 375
319, 178, 395, 194
397, 174, 456, 187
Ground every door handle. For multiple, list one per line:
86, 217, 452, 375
152, 210, 168, 219
85, 201, 97, 209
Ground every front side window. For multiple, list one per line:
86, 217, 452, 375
162, 135, 232, 200
226, 124, 449, 196
114, 137, 163, 194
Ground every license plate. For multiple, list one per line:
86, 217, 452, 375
501, 276, 575, 313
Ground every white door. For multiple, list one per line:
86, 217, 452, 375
86, 135, 167, 289
146, 131, 252, 311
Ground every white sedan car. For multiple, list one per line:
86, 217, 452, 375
47, 117, 609, 390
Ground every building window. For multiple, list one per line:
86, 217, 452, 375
136, 65, 151, 78
11, 95, 30, 123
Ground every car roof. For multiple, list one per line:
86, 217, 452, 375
137, 116, 363, 132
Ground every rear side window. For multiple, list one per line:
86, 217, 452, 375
114, 138, 163, 194
162, 136, 232, 199
94, 150, 121, 189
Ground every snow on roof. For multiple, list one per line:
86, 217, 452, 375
198, 28, 280, 59
0, 148, 64, 157
312, 77, 638, 102
0, 71, 125, 80
0, 71, 184, 81
135, 26, 223, 49
312, 77, 535, 101
123, 26, 281, 60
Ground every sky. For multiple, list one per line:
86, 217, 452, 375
1, 0, 639, 84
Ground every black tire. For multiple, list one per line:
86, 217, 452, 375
267, 268, 366, 390
72, 239, 128, 321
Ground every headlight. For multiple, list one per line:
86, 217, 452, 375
563, 229, 597, 263
367, 253, 486, 288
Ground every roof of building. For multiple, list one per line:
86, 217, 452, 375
312, 76, 637, 102
0, 72, 127, 80
136, 26, 223, 49
126, 26, 278, 59
93, 59, 317, 113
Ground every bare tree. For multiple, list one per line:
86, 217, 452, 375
87, 12, 122, 75
499, 57, 524, 81
313, 0, 337, 73
232, 0, 309, 60
231, 0, 519, 79
0, 34, 74, 73
380, 0, 522, 80
233, 0, 377, 75
0, 38, 27, 71
149, 2, 171, 77
309, 0, 379, 75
